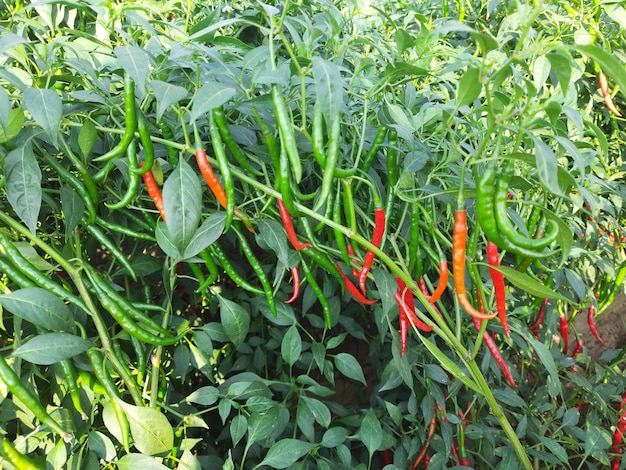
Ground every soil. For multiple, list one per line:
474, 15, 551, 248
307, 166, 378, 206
569, 292, 626, 360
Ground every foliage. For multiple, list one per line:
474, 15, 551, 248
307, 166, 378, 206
0, 0, 625, 469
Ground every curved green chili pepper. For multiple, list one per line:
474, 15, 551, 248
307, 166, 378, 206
272, 84, 302, 184
209, 111, 235, 232
95, 74, 137, 162
333, 186, 351, 266
279, 145, 299, 216
361, 126, 387, 174
313, 114, 341, 212
386, 128, 399, 189
493, 162, 559, 250
252, 108, 281, 190
105, 141, 141, 210
209, 242, 264, 295
0, 435, 45, 470
300, 255, 332, 328
160, 121, 179, 168
60, 138, 99, 208
232, 224, 277, 317
94, 216, 156, 242
132, 112, 155, 174
85, 224, 137, 281
408, 202, 423, 279
58, 358, 88, 420
213, 107, 261, 176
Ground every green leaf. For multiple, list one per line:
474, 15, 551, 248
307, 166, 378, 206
334, 353, 366, 385
0, 87, 9, 133
114, 45, 151, 92
313, 58, 345, 124
78, 120, 97, 159
417, 333, 481, 394
257, 218, 290, 268
148, 80, 189, 120
115, 453, 170, 470
320, 427, 348, 448
230, 415, 247, 447
12, 333, 92, 365
117, 400, 174, 456
23, 88, 62, 145
219, 296, 250, 349
190, 81, 237, 122
583, 424, 612, 455
185, 386, 219, 406
0, 288, 74, 332
0, 108, 24, 144
495, 266, 572, 301
88, 431, 117, 462
281, 326, 302, 367
562, 408, 579, 427
311, 341, 325, 372
155, 221, 181, 259
301, 396, 331, 428
546, 52, 571, 95
526, 337, 561, 397
569, 44, 626, 100
531, 136, 565, 197
60, 186, 84, 241
246, 407, 279, 448
4, 142, 41, 234
163, 158, 202, 255
360, 409, 383, 459
182, 212, 226, 260
255, 439, 316, 469
456, 66, 482, 107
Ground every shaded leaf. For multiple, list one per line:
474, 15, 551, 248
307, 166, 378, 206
115, 453, 170, 470
360, 409, 382, 459
190, 81, 237, 122
495, 266, 571, 301
219, 296, 250, 349
246, 407, 279, 448
281, 326, 301, 367
257, 219, 290, 268
186, 386, 219, 406
23, 88, 62, 145
456, 66, 482, 107
13, 333, 91, 365
114, 46, 151, 92
527, 337, 561, 397
313, 58, 345, 123
60, 186, 84, 241
155, 221, 181, 259
0, 288, 74, 332
230, 415, 247, 447
4, 142, 41, 234
255, 439, 316, 469
334, 353, 366, 385
0, 108, 24, 144
148, 80, 189, 120
182, 212, 226, 260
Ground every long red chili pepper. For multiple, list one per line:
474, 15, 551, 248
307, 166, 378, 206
472, 317, 517, 388
587, 304, 605, 344
335, 263, 378, 305
396, 278, 433, 331
195, 148, 228, 208
598, 73, 623, 117
428, 260, 448, 304
453, 209, 497, 320
285, 267, 300, 304
140, 162, 166, 221
358, 207, 386, 294
409, 414, 437, 469
486, 241, 509, 337
346, 244, 362, 278
559, 314, 569, 354
277, 199, 312, 250
530, 298, 548, 338
381, 449, 392, 467
612, 395, 626, 470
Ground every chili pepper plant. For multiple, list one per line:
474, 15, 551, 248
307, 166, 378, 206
0, 1, 625, 469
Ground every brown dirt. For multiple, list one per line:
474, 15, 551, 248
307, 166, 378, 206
569, 292, 626, 360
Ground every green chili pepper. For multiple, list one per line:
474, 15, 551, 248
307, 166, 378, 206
208, 112, 236, 232
493, 162, 559, 250
300, 255, 332, 328
86, 224, 137, 281
232, 224, 277, 317
60, 138, 99, 208
40, 151, 97, 225
313, 114, 341, 212
160, 121, 179, 168
0, 354, 72, 442
0, 435, 45, 470
0, 234, 87, 310
213, 107, 262, 176
94, 216, 156, 242
58, 358, 88, 420
408, 202, 423, 279
386, 128, 399, 189
361, 126, 387, 174
333, 186, 351, 266
209, 242, 264, 295
312, 106, 355, 178
195, 249, 219, 293
252, 108, 281, 190
106, 140, 141, 211
0, 256, 37, 289
279, 145, 299, 216
272, 84, 302, 184
301, 246, 345, 286
94, 74, 137, 162
132, 112, 155, 174
129, 335, 146, 385
85, 348, 130, 451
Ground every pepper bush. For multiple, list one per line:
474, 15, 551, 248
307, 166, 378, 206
0, 1, 625, 469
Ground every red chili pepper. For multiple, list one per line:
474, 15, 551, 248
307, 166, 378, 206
472, 317, 517, 388
598, 73, 623, 117
396, 278, 434, 330
358, 207, 385, 294
486, 242, 509, 337
335, 263, 378, 305
587, 304, 605, 344
409, 414, 437, 469
571, 339, 583, 358
381, 449, 392, 466
559, 314, 569, 355
530, 298, 548, 338
612, 404, 626, 470
285, 266, 300, 304
346, 244, 362, 278
451, 438, 461, 465
195, 148, 228, 209
453, 210, 497, 320
428, 260, 448, 304
277, 199, 312, 250
397, 294, 409, 357
140, 162, 166, 221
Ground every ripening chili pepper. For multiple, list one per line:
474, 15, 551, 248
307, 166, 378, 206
358, 205, 386, 294
598, 73, 622, 117
396, 277, 433, 331
346, 244, 362, 278
453, 209, 497, 320
409, 414, 436, 469
335, 263, 378, 305
397, 297, 409, 357
277, 199, 311, 250
570, 339, 583, 371
559, 314, 569, 354
195, 147, 227, 208
95, 74, 137, 162
428, 260, 448, 304
285, 266, 300, 304
141, 162, 166, 220
472, 317, 517, 388
531, 298, 548, 338
0, 354, 72, 442
587, 304, 605, 344
486, 241, 509, 337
